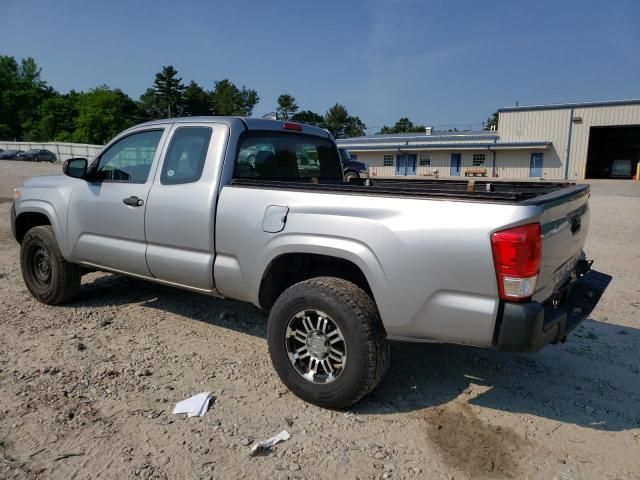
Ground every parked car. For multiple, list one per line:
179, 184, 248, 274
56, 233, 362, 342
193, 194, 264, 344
339, 148, 369, 181
610, 159, 633, 179
0, 149, 24, 160
16, 149, 57, 163
11, 118, 610, 408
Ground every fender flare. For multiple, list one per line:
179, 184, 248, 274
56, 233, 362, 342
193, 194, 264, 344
15, 200, 68, 256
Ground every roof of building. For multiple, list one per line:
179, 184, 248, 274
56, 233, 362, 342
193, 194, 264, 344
337, 137, 551, 152
338, 130, 498, 145
498, 98, 640, 113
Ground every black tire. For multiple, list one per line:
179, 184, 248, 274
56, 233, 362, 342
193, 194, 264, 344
267, 277, 389, 409
20, 225, 81, 305
344, 171, 359, 182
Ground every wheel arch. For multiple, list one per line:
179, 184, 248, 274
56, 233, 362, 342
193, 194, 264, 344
14, 202, 63, 246
258, 250, 383, 312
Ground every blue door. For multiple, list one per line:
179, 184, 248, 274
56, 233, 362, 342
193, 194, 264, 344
406, 154, 416, 175
396, 154, 417, 175
450, 153, 461, 176
530, 153, 543, 177
396, 154, 406, 175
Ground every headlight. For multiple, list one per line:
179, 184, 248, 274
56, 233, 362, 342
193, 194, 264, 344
13, 188, 21, 200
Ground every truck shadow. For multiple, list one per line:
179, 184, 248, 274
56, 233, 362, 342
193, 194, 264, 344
73, 274, 639, 432
354, 321, 640, 431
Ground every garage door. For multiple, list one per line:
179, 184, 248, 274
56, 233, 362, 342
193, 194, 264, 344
586, 126, 640, 179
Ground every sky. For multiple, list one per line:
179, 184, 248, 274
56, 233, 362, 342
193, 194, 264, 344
2, 0, 639, 132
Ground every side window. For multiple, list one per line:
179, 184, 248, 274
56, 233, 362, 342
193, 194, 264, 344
94, 130, 163, 183
161, 127, 212, 185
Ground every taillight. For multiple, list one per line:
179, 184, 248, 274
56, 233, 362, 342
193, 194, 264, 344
490, 223, 541, 301
282, 122, 303, 132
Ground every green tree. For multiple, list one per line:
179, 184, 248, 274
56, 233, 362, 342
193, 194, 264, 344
377, 117, 425, 134
210, 79, 259, 116
182, 81, 211, 116
324, 103, 366, 138
485, 111, 499, 130
276, 93, 298, 120
0, 56, 51, 140
73, 86, 139, 144
152, 65, 185, 118
347, 115, 366, 137
25, 92, 79, 141
138, 88, 163, 120
291, 110, 324, 126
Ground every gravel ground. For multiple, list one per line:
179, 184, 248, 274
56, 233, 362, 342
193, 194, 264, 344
0, 160, 639, 480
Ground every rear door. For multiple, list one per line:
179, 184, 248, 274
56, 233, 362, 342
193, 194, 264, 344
67, 128, 168, 276
144, 122, 229, 290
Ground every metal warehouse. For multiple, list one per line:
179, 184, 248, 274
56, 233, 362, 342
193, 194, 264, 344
337, 99, 640, 180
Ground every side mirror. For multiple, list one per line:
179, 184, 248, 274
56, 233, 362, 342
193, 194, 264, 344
63, 158, 88, 179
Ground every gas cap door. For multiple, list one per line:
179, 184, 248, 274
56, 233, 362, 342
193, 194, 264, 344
262, 205, 289, 233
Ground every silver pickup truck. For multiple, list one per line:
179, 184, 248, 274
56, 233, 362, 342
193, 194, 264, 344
11, 117, 610, 408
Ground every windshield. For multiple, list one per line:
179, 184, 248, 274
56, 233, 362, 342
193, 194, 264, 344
339, 148, 352, 161
235, 132, 342, 181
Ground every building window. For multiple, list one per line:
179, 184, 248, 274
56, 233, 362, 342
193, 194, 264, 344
383, 155, 393, 166
419, 154, 431, 166
472, 153, 486, 166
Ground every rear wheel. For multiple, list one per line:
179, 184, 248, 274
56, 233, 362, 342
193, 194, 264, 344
20, 226, 81, 305
267, 277, 389, 409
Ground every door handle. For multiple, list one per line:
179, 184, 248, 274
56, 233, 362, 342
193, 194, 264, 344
123, 196, 144, 207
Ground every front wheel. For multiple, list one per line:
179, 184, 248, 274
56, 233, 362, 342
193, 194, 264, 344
267, 277, 389, 409
20, 226, 81, 305
344, 171, 359, 182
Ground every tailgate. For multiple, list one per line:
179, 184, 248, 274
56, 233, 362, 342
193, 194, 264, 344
533, 186, 590, 302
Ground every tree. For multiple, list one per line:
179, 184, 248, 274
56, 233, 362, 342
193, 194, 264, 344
25, 92, 78, 141
0, 56, 51, 140
324, 103, 366, 138
73, 86, 139, 144
347, 115, 366, 137
276, 93, 298, 120
138, 88, 163, 120
210, 79, 259, 116
324, 104, 350, 138
485, 111, 499, 130
377, 117, 425, 134
152, 65, 185, 118
291, 110, 324, 126
182, 81, 211, 116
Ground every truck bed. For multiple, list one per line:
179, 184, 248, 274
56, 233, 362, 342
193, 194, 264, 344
229, 177, 588, 204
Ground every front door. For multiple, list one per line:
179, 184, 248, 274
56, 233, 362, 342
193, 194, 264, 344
450, 153, 461, 176
395, 154, 417, 175
406, 154, 416, 175
396, 154, 406, 176
67, 128, 167, 276
530, 153, 543, 177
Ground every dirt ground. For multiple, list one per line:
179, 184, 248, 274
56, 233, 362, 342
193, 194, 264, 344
0, 160, 639, 480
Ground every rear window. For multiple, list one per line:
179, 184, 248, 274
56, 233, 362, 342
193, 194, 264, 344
235, 132, 342, 181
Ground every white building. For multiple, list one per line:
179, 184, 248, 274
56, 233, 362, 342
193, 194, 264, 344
337, 99, 640, 180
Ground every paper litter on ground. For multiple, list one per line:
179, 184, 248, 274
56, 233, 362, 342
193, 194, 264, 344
249, 430, 291, 456
172, 392, 213, 417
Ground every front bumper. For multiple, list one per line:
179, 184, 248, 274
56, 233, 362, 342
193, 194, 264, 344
496, 268, 611, 352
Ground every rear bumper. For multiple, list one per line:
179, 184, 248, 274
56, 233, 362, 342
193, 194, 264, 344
496, 269, 611, 352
